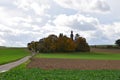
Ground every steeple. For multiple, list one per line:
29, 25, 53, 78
70, 31, 74, 40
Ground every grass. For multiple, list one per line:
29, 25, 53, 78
1, 59, 120, 80
0, 48, 30, 65
36, 52, 120, 60
1, 51, 120, 80
1, 68, 120, 80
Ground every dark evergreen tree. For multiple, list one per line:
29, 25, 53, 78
115, 39, 120, 47
70, 31, 74, 40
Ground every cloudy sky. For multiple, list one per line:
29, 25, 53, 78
0, 0, 120, 47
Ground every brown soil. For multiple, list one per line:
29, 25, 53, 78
27, 58, 120, 70
91, 48, 120, 54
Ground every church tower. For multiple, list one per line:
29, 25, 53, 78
70, 31, 74, 40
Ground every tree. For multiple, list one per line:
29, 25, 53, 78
56, 34, 67, 52
34, 42, 39, 52
44, 35, 58, 52
27, 31, 90, 53
115, 39, 120, 47
36, 35, 58, 53
75, 37, 90, 52
56, 34, 76, 52
38, 38, 45, 52
75, 33, 80, 41
65, 38, 76, 52
29, 41, 39, 52
27, 43, 32, 50
70, 31, 74, 40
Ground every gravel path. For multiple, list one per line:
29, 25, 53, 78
0, 56, 31, 73
28, 58, 120, 70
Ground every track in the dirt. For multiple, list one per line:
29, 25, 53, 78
27, 58, 120, 70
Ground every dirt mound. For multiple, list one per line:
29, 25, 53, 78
27, 58, 120, 70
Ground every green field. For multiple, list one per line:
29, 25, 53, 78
0, 48, 30, 65
36, 52, 120, 60
1, 49, 120, 80
1, 60, 120, 80
1, 68, 120, 80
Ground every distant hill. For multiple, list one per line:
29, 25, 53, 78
90, 45, 120, 49
0, 46, 27, 49
0, 46, 6, 48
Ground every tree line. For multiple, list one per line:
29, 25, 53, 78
27, 32, 90, 53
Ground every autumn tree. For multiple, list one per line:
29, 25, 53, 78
38, 38, 46, 52
43, 35, 58, 52
75, 37, 90, 52
27, 32, 90, 53
65, 38, 76, 52
34, 42, 39, 52
56, 34, 66, 52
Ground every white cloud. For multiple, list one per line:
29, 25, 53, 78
0, 38, 6, 46
54, 0, 110, 13
42, 23, 71, 36
0, 0, 120, 47
36, 14, 100, 42
31, 2, 50, 16
51, 13, 120, 45
14, 0, 50, 16
86, 22, 120, 45
102, 22, 120, 39
0, 5, 45, 47
53, 14, 99, 31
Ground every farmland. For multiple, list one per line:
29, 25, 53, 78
91, 48, 120, 54
1, 48, 120, 80
1, 68, 120, 80
36, 52, 120, 60
0, 48, 30, 65
28, 58, 120, 70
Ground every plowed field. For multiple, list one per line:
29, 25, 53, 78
91, 48, 120, 54
27, 58, 120, 70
